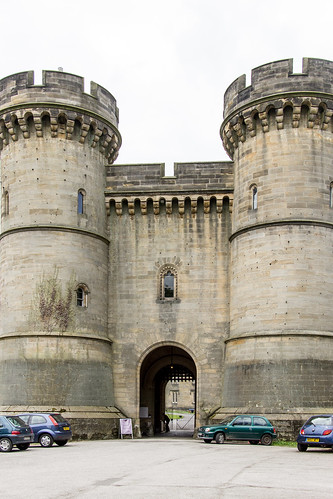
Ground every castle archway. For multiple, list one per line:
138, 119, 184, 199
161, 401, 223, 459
139, 344, 196, 436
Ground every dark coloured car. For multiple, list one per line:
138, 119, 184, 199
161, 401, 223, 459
0, 415, 34, 452
198, 415, 277, 445
19, 413, 72, 447
297, 414, 333, 452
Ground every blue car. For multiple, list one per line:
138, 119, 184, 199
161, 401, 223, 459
19, 413, 72, 447
0, 415, 34, 452
297, 414, 333, 451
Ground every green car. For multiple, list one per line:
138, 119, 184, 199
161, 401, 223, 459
198, 415, 277, 445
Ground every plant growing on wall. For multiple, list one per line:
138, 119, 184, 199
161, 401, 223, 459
30, 269, 75, 332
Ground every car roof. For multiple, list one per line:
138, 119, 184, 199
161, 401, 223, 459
227, 415, 269, 418
307, 414, 333, 418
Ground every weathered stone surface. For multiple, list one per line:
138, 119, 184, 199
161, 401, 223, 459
1, 60, 333, 439
221, 57, 333, 428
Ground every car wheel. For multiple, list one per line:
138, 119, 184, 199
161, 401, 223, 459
39, 433, 54, 447
261, 434, 273, 446
0, 437, 13, 452
215, 432, 225, 444
55, 440, 68, 446
203, 439, 212, 444
249, 440, 259, 445
297, 443, 308, 452
17, 443, 30, 450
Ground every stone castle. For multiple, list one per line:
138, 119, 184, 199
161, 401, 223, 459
1, 57, 333, 439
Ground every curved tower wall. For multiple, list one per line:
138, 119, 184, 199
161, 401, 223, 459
221, 58, 333, 412
0, 71, 121, 413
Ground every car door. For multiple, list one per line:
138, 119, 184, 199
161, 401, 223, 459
29, 414, 48, 440
251, 416, 269, 439
0, 417, 7, 436
229, 416, 252, 440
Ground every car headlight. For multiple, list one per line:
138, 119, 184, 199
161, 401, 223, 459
205, 428, 212, 432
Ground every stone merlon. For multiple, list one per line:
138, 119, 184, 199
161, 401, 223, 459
224, 57, 333, 118
0, 70, 119, 127
106, 161, 234, 195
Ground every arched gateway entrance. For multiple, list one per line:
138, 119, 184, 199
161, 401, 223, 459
139, 344, 196, 436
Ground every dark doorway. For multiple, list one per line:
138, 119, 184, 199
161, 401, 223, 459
140, 345, 196, 436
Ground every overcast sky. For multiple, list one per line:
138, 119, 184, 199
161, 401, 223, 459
2, 0, 333, 174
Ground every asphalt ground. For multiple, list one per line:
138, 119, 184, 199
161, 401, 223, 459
1, 437, 333, 498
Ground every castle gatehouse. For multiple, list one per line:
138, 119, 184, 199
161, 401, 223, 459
1, 58, 333, 439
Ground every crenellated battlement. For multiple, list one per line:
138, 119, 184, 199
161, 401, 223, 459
105, 161, 233, 215
0, 70, 119, 126
221, 58, 333, 159
0, 70, 121, 163
106, 161, 234, 193
224, 58, 333, 118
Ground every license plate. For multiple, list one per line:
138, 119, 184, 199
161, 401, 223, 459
24, 436, 31, 441
306, 438, 319, 442
63, 427, 70, 431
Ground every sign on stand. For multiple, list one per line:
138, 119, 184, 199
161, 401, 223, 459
119, 418, 133, 439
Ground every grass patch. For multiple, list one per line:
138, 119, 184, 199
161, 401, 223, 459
167, 410, 192, 414
166, 410, 194, 419
166, 413, 183, 420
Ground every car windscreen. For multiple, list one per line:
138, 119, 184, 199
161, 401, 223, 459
51, 414, 67, 423
306, 416, 333, 426
6, 416, 29, 428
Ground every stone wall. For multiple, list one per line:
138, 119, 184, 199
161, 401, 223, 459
107, 161, 233, 193
0, 336, 114, 406
107, 166, 232, 425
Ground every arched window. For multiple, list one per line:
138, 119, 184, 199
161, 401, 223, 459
78, 189, 86, 215
76, 284, 89, 307
164, 271, 175, 298
159, 265, 178, 300
252, 185, 258, 210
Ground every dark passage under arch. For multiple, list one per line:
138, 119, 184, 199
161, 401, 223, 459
140, 345, 196, 436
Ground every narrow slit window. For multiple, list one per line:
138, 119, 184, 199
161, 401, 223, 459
4, 191, 9, 215
78, 190, 85, 215
252, 186, 258, 210
330, 183, 333, 208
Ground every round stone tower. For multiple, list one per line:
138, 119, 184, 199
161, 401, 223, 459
0, 71, 121, 426
221, 58, 333, 422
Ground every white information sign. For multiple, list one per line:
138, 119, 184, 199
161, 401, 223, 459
120, 418, 133, 438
